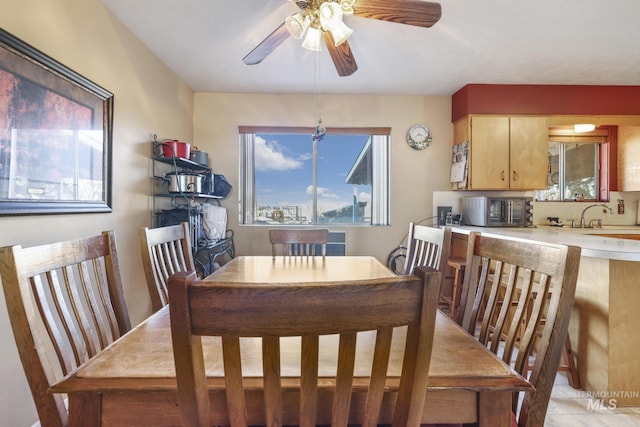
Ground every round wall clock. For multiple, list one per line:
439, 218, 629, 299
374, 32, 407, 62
406, 124, 432, 150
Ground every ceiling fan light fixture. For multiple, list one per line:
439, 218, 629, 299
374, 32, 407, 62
302, 26, 322, 51
574, 124, 596, 133
285, 12, 310, 39
319, 2, 343, 30
329, 21, 353, 46
244, 0, 442, 77
319, 2, 352, 46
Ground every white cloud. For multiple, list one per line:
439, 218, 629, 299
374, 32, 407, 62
306, 185, 340, 199
255, 136, 303, 171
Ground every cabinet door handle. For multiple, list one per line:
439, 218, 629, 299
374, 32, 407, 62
512, 170, 519, 181
501, 170, 505, 181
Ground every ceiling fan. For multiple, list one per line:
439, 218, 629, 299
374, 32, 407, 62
243, 0, 442, 77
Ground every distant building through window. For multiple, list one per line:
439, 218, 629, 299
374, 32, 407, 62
239, 126, 390, 226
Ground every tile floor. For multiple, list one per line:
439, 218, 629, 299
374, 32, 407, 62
545, 373, 640, 426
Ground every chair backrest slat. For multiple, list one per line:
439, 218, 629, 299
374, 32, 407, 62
300, 334, 319, 427
458, 233, 581, 427
169, 266, 442, 427
222, 336, 247, 427
333, 332, 357, 425
139, 222, 195, 312
262, 335, 282, 425
32, 273, 82, 374
0, 231, 132, 427
79, 260, 111, 350
269, 228, 328, 258
363, 326, 392, 425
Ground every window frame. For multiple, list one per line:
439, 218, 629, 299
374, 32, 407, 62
539, 126, 615, 202
238, 126, 391, 227
549, 141, 600, 201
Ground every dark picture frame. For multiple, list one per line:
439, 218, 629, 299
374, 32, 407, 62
0, 28, 113, 215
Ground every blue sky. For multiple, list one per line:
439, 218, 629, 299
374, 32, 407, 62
254, 132, 371, 217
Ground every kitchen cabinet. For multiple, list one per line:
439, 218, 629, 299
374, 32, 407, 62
151, 141, 233, 277
618, 125, 640, 191
454, 115, 548, 190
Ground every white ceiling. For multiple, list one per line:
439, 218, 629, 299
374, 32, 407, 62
100, 0, 640, 96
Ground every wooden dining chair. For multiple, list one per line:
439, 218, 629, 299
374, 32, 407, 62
403, 223, 453, 316
457, 233, 581, 427
269, 228, 329, 258
455, 231, 582, 390
0, 231, 132, 427
168, 267, 442, 427
403, 224, 451, 275
139, 222, 195, 312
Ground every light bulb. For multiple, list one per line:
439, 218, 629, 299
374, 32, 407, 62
574, 124, 596, 133
285, 12, 310, 39
319, 2, 343, 31
302, 26, 322, 51
329, 21, 353, 45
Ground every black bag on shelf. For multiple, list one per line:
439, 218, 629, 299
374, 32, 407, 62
156, 208, 207, 241
213, 174, 232, 197
156, 208, 190, 227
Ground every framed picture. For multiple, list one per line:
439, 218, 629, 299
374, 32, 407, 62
0, 29, 113, 215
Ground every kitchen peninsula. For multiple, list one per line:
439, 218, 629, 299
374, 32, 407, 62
449, 225, 640, 406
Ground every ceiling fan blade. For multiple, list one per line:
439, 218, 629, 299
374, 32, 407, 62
353, 0, 442, 28
322, 33, 358, 77
243, 22, 291, 65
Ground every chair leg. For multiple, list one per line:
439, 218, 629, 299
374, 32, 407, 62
562, 334, 581, 389
526, 332, 580, 389
445, 257, 466, 322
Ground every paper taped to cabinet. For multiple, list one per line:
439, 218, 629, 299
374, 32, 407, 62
450, 160, 466, 183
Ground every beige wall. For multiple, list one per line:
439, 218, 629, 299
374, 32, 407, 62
0, 0, 194, 425
193, 93, 454, 262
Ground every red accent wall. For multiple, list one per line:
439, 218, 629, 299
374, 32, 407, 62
451, 84, 640, 123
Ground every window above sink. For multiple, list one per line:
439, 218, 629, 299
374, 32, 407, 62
536, 125, 612, 202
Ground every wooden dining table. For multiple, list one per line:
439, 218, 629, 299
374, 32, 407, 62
51, 256, 532, 426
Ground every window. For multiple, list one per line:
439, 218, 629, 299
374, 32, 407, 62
544, 141, 600, 201
536, 127, 610, 202
239, 126, 390, 226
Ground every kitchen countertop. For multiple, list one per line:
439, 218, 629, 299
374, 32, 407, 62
449, 225, 640, 262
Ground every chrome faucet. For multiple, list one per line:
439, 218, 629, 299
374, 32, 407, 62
580, 204, 613, 228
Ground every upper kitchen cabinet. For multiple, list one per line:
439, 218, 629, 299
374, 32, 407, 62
618, 125, 640, 191
454, 115, 548, 190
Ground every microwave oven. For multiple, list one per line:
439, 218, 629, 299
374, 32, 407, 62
462, 196, 534, 227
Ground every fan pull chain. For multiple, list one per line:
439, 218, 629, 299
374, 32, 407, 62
313, 48, 325, 142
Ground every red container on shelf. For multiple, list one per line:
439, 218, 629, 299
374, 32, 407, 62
161, 140, 191, 159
